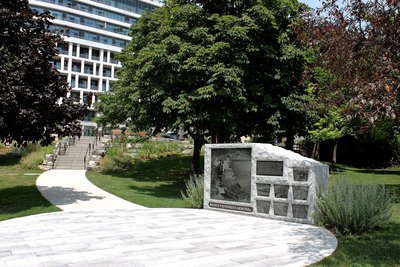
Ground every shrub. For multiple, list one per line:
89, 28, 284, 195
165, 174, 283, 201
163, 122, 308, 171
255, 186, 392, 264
181, 174, 204, 208
0, 143, 7, 153
137, 141, 183, 159
112, 135, 149, 148
111, 135, 129, 147
100, 147, 134, 172
19, 145, 53, 169
314, 180, 393, 235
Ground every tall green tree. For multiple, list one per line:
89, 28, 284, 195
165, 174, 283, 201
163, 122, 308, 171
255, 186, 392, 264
0, 0, 86, 146
97, 0, 308, 173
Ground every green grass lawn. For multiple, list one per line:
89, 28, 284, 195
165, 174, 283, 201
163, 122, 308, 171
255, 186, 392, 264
312, 164, 400, 266
330, 164, 400, 184
0, 153, 59, 222
87, 155, 198, 208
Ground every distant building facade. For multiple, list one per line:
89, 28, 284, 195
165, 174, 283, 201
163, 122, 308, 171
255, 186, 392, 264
29, 0, 162, 120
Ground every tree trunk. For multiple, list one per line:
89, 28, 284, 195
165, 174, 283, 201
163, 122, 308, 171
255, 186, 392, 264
151, 126, 161, 136
285, 129, 295, 151
217, 127, 225, 143
191, 133, 203, 174
209, 127, 216, 144
312, 141, 320, 160
332, 139, 338, 166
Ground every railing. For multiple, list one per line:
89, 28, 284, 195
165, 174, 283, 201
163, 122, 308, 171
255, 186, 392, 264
52, 143, 62, 169
95, 129, 102, 146
68, 136, 77, 146
293, 144, 313, 158
83, 143, 92, 170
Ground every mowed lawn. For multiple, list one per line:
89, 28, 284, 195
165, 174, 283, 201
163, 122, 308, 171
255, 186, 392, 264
87, 155, 198, 208
0, 153, 59, 222
312, 165, 400, 266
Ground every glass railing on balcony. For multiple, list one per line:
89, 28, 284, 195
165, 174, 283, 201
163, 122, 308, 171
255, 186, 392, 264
71, 66, 81, 72
49, 26, 128, 48
34, 0, 138, 25
78, 83, 87, 89
84, 67, 93, 74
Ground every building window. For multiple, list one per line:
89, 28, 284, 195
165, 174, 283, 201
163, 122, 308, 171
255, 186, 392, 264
84, 63, 93, 74
71, 91, 80, 102
71, 76, 76, 88
57, 42, 68, 55
96, 65, 100, 76
83, 92, 93, 106
80, 47, 89, 58
34, 0, 140, 25
110, 53, 118, 64
51, 59, 61, 69
71, 61, 81, 72
91, 79, 99, 90
63, 58, 68, 70
78, 77, 87, 88
103, 67, 111, 77
92, 49, 100, 60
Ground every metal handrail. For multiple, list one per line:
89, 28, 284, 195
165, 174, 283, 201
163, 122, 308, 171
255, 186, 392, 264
68, 136, 77, 146
83, 143, 92, 170
52, 143, 62, 169
293, 144, 313, 157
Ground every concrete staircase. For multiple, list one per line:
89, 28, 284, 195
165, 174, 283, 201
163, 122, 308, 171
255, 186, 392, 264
55, 136, 96, 170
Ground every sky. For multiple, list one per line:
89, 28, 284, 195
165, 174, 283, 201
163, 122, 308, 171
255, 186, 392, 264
300, 0, 322, 9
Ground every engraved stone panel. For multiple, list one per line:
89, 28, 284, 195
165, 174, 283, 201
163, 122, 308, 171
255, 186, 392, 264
292, 204, 308, 219
256, 200, 271, 214
209, 202, 253, 212
274, 202, 288, 217
293, 168, 309, 182
257, 184, 271, 197
293, 186, 309, 200
210, 148, 251, 203
274, 185, 289, 199
256, 161, 283, 176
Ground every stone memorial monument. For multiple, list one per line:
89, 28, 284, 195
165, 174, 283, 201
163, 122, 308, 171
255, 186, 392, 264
204, 143, 329, 224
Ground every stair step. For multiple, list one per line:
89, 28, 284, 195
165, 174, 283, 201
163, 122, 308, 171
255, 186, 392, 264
54, 136, 99, 170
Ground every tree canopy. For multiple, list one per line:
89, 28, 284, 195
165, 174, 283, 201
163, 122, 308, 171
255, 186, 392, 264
97, 0, 309, 173
298, 0, 400, 126
0, 0, 86, 146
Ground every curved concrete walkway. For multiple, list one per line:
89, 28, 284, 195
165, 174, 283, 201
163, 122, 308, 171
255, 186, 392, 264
0, 170, 337, 266
36, 170, 144, 211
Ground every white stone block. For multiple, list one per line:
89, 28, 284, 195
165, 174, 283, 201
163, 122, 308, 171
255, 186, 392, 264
203, 143, 328, 224
88, 160, 98, 166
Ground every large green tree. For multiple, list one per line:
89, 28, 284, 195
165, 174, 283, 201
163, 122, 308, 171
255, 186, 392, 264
0, 0, 86, 146
97, 0, 308, 173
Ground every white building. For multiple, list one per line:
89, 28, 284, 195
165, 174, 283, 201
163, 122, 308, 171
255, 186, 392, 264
29, 0, 162, 120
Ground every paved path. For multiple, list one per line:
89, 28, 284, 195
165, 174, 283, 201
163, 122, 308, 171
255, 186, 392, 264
0, 209, 337, 267
0, 170, 337, 266
36, 170, 144, 211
